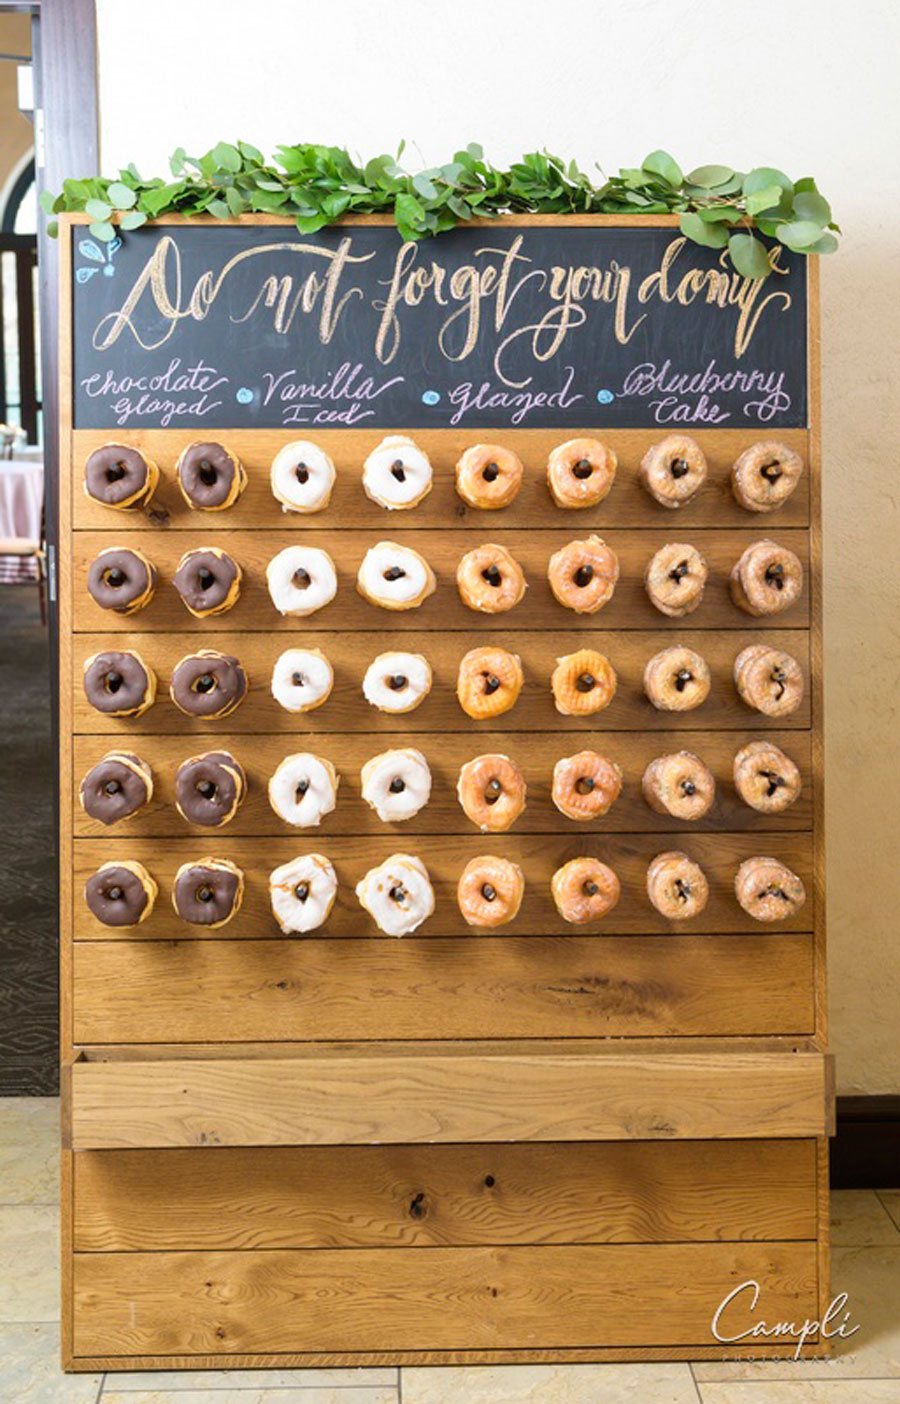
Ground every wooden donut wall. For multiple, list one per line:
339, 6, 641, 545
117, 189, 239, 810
59, 216, 830, 1370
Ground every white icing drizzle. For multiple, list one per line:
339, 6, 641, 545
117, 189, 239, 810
269, 853, 338, 933
268, 753, 338, 827
266, 545, 338, 616
357, 541, 434, 608
355, 853, 435, 936
270, 440, 336, 513
271, 648, 334, 713
362, 435, 433, 509
361, 748, 432, 822
362, 652, 432, 713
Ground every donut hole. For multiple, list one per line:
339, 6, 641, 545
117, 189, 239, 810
759, 769, 785, 797
760, 459, 783, 482
575, 672, 596, 693
198, 460, 218, 487
390, 459, 406, 482
482, 462, 500, 482
765, 562, 785, 590
388, 776, 406, 793
387, 673, 408, 691
103, 779, 122, 795
106, 462, 127, 483
481, 564, 502, 588
290, 671, 305, 687
105, 883, 125, 901
771, 666, 787, 699
668, 560, 689, 583
680, 779, 696, 796
196, 779, 217, 800
197, 567, 216, 591
294, 881, 310, 902
572, 458, 593, 480
104, 671, 123, 694
389, 884, 407, 904
196, 883, 215, 904
192, 673, 217, 695
759, 883, 788, 901
293, 568, 312, 590
481, 882, 497, 901
575, 776, 595, 795
294, 778, 310, 801
674, 878, 692, 902
669, 457, 690, 479
484, 777, 503, 805
103, 567, 126, 588
295, 463, 310, 483
582, 879, 599, 896
574, 564, 594, 588
674, 669, 693, 693
482, 672, 500, 695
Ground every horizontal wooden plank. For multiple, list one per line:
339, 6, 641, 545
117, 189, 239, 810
73, 1138, 818, 1251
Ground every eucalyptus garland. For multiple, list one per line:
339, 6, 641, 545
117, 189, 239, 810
43, 141, 839, 280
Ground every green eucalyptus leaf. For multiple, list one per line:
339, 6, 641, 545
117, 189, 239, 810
395, 191, 425, 227
745, 184, 783, 216
46, 220, 58, 238
776, 219, 828, 250
686, 164, 734, 188
743, 166, 793, 197
107, 181, 137, 209
206, 197, 230, 218
211, 141, 242, 173
792, 189, 831, 226
697, 204, 742, 222
728, 232, 772, 280
118, 209, 147, 231
642, 150, 683, 186
39, 189, 56, 215
89, 219, 116, 243
680, 212, 729, 248
225, 185, 246, 215
84, 198, 112, 220
805, 231, 839, 255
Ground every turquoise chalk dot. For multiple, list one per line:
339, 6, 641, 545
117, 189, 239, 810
421, 390, 440, 405
235, 386, 254, 404
596, 388, 615, 405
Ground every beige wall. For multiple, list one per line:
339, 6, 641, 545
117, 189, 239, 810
0, 14, 31, 208
94, 0, 900, 1093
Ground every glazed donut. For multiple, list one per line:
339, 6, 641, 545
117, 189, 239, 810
173, 548, 242, 617
640, 435, 708, 508
733, 740, 802, 814
79, 752, 153, 825
550, 649, 617, 717
175, 750, 246, 827
83, 650, 157, 718
266, 545, 338, 617
457, 856, 525, 928
457, 753, 526, 832
730, 539, 804, 616
642, 752, 716, 821
270, 440, 336, 513
646, 851, 709, 920
732, 441, 804, 513
643, 646, 711, 713
455, 444, 524, 509
269, 854, 338, 933
362, 651, 432, 713
456, 646, 523, 721
357, 541, 436, 610
271, 648, 334, 713
547, 536, 619, 614
734, 645, 804, 717
85, 860, 157, 926
644, 543, 708, 618
551, 858, 620, 924
87, 547, 156, 614
172, 858, 244, 927
362, 435, 433, 509
547, 438, 617, 508
170, 651, 248, 719
175, 441, 246, 511
361, 748, 432, 823
456, 543, 527, 613
551, 751, 622, 821
84, 443, 158, 510
734, 856, 806, 922
355, 853, 435, 936
268, 752, 338, 827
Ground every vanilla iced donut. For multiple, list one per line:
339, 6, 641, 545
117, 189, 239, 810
271, 648, 334, 713
270, 440, 336, 513
356, 853, 435, 935
266, 545, 337, 616
268, 753, 338, 827
363, 435, 433, 509
362, 651, 433, 713
357, 541, 436, 609
361, 748, 432, 822
269, 854, 338, 933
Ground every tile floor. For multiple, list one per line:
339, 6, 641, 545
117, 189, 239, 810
3, 1099, 900, 1403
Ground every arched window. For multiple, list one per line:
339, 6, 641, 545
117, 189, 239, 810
2, 154, 35, 234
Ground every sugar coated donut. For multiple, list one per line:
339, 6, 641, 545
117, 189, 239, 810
551, 751, 622, 821
270, 440, 336, 513
269, 854, 338, 933
456, 543, 527, 613
357, 541, 436, 609
172, 857, 244, 927
266, 544, 337, 617
647, 850, 709, 920
362, 651, 432, 713
87, 546, 156, 614
84, 444, 158, 510
547, 536, 619, 614
85, 860, 157, 926
642, 751, 716, 821
640, 435, 707, 508
457, 753, 526, 832
455, 444, 524, 509
456, 646, 523, 720
176, 441, 246, 510
733, 740, 802, 813
175, 750, 246, 827
363, 435, 433, 509
644, 646, 710, 713
734, 644, 804, 717
551, 858, 620, 923
457, 855, 524, 928
271, 648, 334, 713
79, 752, 153, 825
173, 547, 242, 617
551, 649, 617, 716
547, 438, 617, 508
268, 752, 338, 827
361, 748, 432, 823
170, 650, 247, 719
730, 539, 803, 616
83, 650, 156, 718
735, 856, 806, 921
732, 441, 804, 513
356, 853, 435, 935
644, 543, 708, 618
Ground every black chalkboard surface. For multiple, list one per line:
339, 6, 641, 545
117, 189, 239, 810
71, 221, 808, 431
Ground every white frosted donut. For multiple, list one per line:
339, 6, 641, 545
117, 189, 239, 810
361, 748, 432, 822
357, 541, 436, 609
355, 853, 435, 936
270, 440, 336, 513
362, 435, 433, 509
362, 652, 433, 713
269, 854, 338, 933
268, 753, 338, 827
266, 545, 337, 616
270, 648, 334, 713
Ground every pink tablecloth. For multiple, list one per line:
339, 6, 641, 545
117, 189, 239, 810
0, 458, 43, 582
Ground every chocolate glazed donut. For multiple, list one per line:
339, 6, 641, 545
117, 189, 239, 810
173, 548, 242, 617
172, 858, 244, 926
83, 650, 156, 717
85, 860, 157, 926
79, 752, 153, 824
176, 442, 246, 510
84, 444, 157, 509
175, 751, 246, 827
87, 547, 156, 614
170, 651, 248, 719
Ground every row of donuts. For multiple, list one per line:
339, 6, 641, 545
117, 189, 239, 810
84, 435, 804, 515
80, 740, 802, 830
84, 849, 807, 933
81, 643, 805, 720
86, 537, 804, 621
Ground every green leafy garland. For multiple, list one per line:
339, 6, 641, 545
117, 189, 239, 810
44, 141, 839, 280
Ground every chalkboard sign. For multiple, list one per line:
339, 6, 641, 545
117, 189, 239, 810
71, 222, 808, 431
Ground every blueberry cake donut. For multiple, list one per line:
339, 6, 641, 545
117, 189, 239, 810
551, 858, 620, 923
362, 651, 432, 713
83, 650, 157, 718
266, 545, 338, 617
644, 543, 708, 618
361, 748, 432, 823
732, 441, 804, 513
84, 444, 158, 510
271, 648, 334, 713
363, 435, 433, 509
270, 440, 336, 513
547, 536, 619, 614
457, 753, 526, 832
175, 750, 246, 827
456, 543, 527, 613
268, 753, 338, 827
642, 752, 716, 821
170, 651, 248, 719
646, 850, 709, 920
734, 856, 806, 921
172, 857, 244, 927
456, 646, 523, 720
85, 860, 158, 926
551, 649, 617, 716
455, 444, 524, 509
173, 548, 242, 617
733, 740, 802, 813
643, 646, 710, 713
87, 547, 157, 615
730, 540, 804, 616
734, 645, 804, 717
79, 752, 153, 825
640, 435, 707, 508
175, 441, 247, 511
551, 751, 622, 821
269, 854, 338, 933
357, 541, 436, 609
547, 438, 617, 508
356, 853, 435, 935
457, 855, 525, 928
